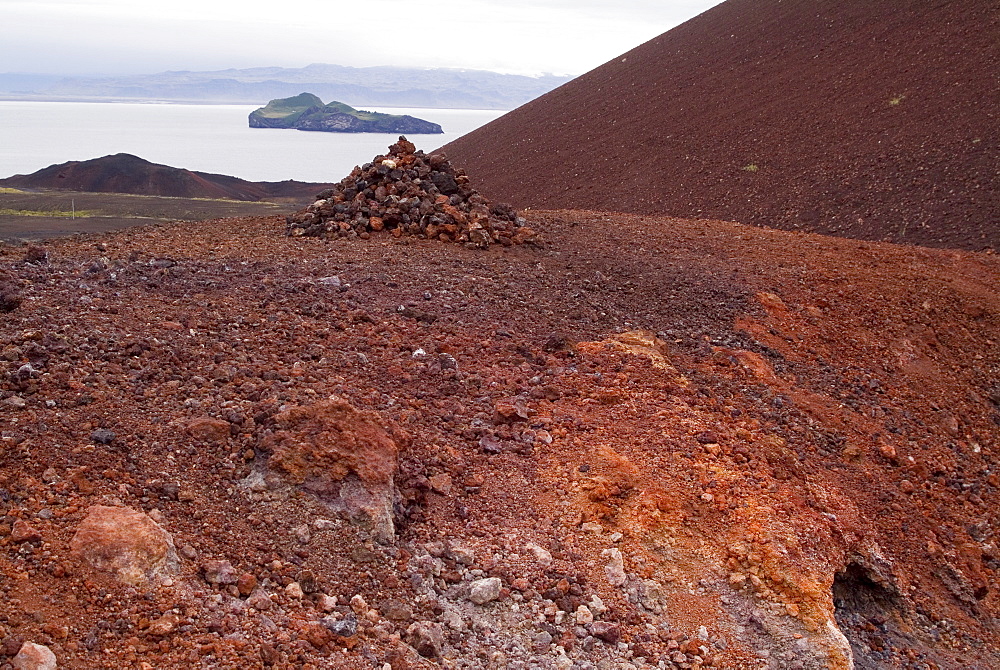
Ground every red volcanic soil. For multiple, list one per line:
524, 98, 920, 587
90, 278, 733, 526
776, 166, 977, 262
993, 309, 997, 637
0, 154, 333, 202
0, 211, 998, 669
440, 0, 1000, 252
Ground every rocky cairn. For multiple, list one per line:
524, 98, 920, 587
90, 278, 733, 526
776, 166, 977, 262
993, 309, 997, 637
286, 137, 536, 248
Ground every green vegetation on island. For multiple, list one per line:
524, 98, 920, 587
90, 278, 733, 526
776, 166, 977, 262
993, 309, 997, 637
248, 93, 443, 134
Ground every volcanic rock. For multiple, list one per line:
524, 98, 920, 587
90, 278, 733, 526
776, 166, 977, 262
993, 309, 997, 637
255, 397, 406, 542
10, 520, 41, 544
589, 622, 620, 645
89, 428, 115, 445
406, 621, 444, 658
69, 505, 178, 586
12, 642, 57, 670
322, 615, 358, 638
200, 559, 238, 585
467, 577, 502, 605
285, 137, 535, 248
185, 417, 230, 443
0, 271, 21, 312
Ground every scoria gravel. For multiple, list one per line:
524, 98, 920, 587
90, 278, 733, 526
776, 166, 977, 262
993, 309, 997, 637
0, 210, 998, 669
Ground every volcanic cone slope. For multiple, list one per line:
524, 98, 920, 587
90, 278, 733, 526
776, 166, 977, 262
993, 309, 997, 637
440, 0, 1000, 251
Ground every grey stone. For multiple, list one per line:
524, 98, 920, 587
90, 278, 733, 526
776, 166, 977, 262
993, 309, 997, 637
322, 615, 358, 638
468, 576, 503, 605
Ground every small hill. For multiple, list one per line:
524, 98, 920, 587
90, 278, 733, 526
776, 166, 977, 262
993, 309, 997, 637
440, 0, 999, 251
247, 92, 326, 128
0, 154, 334, 202
249, 93, 443, 134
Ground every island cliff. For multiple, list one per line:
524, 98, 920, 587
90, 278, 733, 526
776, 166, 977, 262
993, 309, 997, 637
249, 93, 443, 134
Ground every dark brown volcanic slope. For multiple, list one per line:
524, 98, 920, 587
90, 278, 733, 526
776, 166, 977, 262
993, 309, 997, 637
441, 0, 1000, 251
0, 154, 334, 202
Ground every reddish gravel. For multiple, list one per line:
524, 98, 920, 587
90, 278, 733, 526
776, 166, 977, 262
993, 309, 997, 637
0, 212, 998, 669
441, 0, 1000, 252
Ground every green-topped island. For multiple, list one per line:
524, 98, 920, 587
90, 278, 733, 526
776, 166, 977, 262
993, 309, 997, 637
248, 93, 443, 134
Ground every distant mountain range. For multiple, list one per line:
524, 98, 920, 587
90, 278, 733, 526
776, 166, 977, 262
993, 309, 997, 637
0, 64, 574, 110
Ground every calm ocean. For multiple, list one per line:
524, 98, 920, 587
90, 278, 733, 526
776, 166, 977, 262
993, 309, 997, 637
0, 101, 504, 184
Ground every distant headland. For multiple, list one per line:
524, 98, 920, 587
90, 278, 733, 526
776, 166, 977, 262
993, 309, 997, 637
0, 153, 334, 202
248, 93, 443, 134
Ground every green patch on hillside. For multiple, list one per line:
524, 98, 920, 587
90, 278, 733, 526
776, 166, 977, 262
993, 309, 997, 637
0, 208, 98, 217
249, 92, 325, 126
0, 189, 290, 241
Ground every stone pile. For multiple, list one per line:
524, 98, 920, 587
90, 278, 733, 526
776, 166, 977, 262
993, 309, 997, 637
286, 136, 536, 248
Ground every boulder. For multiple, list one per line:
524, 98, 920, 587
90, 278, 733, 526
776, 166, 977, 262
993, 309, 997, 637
69, 505, 178, 586
185, 417, 230, 442
468, 577, 503, 605
255, 397, 407, 542
10, 520, 42, 544
406, 621, 444, 658
200, 559, 237, 585
0, 271, 21, 313
12, 642, 57, 670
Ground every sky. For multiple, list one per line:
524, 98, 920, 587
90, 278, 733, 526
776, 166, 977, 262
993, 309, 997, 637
0, 0, 724, 77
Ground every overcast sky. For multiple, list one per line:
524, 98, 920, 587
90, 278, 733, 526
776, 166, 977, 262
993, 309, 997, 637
1, 0, 723, 76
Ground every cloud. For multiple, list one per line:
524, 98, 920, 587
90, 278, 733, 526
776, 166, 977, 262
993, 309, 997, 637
0, 0, 723, 75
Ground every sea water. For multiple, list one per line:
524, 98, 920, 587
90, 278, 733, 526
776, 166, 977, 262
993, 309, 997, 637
0, 101, 505, 184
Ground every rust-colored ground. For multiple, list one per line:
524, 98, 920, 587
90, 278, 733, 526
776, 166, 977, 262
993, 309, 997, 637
441, 0, 999, 252
1, 211, 997, 669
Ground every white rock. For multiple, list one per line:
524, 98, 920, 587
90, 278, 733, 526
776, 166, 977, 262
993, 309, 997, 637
245, 589, 272, 611
293, 523, 311, 544
525, 542, 553, 567
448, 540, 476, 565
441, 609, 465, 630
603, 548, 627, 586
285, 582, 304, 599
468, 577, 503, 605
4, 396, 27, 410
312, 518, 337, 531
